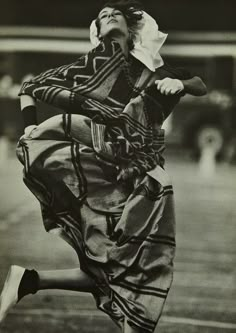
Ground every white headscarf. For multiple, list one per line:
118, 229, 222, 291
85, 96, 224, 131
90, 11, 167, 72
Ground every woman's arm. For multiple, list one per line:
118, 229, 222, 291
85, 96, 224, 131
143, 72, 207, 123
182, 76, 207, 96
20, 94, 36, 109
155, 76, 207, 97
20, 95, 37, 129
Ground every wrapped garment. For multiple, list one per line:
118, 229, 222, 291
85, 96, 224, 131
17, 39, 190, 332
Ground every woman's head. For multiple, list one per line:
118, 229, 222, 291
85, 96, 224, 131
95, 0, 143, 49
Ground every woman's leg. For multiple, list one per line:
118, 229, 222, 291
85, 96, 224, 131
37, 268, 96, 292
0, 266, 96, 323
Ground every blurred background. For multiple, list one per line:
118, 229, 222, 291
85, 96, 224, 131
0, 1, 236, 332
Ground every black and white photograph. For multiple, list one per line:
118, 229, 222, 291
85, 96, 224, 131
0, 1, 235, 332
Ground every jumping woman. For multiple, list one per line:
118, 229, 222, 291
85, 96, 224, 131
0, 1, 206, 332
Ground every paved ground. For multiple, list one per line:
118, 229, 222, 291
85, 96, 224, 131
0, 152, 236, 333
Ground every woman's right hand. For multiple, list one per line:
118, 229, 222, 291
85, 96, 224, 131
24, 125, 38, 137
20, 125, 38, 141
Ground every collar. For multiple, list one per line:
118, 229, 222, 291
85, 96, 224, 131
90, 11, 167, 72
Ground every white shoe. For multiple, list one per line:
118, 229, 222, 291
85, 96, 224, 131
0, 265, 25, 323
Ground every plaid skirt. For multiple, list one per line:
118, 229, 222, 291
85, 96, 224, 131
16, 114, 176, 332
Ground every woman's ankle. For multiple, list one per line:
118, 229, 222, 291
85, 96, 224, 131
18, 269, 39, 302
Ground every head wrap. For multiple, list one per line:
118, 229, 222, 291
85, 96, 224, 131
90, 11, 167, 72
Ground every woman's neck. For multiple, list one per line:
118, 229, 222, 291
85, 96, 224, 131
108, 33, 129, 58
116, 38, 129, 58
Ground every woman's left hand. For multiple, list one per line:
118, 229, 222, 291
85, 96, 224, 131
155, 78, 184, 95
20, 125, 38, 141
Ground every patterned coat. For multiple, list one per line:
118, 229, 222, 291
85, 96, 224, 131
17, 38, 191, 332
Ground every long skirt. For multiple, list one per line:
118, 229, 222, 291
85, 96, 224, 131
16, 114, 176, 332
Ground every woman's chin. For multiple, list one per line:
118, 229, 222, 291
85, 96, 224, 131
105, 27, 127, 39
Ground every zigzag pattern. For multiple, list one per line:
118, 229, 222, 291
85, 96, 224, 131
20, 38, 166, 182
19, 39, 123, 100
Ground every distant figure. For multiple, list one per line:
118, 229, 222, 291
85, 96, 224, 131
0, 136, 10, 166
0, 75, 13, 97
198, 126, 223, 177
0, 74, 21, 99
0, 1, 206, 332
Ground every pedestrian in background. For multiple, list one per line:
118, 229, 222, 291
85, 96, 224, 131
0, 1, 206, 332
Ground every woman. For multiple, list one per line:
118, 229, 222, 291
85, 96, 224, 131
0, 1, 207, 332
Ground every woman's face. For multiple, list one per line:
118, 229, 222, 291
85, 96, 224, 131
98, 7, 129, 39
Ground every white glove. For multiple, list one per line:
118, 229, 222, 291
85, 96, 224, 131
20, 125, 37, 140
24, 125, 37, 136
155, 78, 184, 95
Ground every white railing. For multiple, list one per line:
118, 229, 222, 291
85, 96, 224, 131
0, 26, 236, 57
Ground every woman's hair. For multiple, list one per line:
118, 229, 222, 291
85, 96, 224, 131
96, 0, 144, 49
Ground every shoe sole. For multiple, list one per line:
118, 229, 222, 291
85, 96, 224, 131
0, 265, 25, 323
